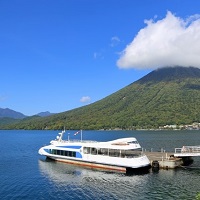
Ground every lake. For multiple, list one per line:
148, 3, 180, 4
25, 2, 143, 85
0, 130, 199, 199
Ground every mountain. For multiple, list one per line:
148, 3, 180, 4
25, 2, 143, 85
138, 66, 200, 83
0, 117, 21, 126
0, 108, 26, 119
36, 111, 55, 117
1, 66, 200, 130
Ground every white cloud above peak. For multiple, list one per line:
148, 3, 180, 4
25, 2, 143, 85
117, 11, 200, 70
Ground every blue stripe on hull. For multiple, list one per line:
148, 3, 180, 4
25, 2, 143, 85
76, 152, 82, 158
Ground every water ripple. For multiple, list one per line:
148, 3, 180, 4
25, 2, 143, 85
0, 130, 200, 200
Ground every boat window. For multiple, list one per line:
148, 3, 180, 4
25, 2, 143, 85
109, 149, 120, 157
127, 141, 138, 144
81, 147, 142, 158
91, 148, 97, 155
68, 151, 72, 157
65, 151, 69, 156
121, 150, 126, 158
124, 149, 142, 158
51, 149, 57, 154
50, 149, 76, 158
57, 150, 61, 155
83, 147, 90, 154
98, 148, 109, 156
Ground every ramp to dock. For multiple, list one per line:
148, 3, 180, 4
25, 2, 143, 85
174, 146, 200, 157
144, 145, 200, 169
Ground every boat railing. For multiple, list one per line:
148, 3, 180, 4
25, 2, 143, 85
59, 139, 98, 143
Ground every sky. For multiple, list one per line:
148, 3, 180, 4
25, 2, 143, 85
1, 0, 200, 116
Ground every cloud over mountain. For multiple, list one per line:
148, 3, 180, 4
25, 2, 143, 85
117, 11, 200, 69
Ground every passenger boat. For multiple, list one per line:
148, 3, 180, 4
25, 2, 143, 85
38, 130, 151, 173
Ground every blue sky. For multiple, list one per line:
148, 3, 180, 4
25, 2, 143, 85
1, 0, 200, 116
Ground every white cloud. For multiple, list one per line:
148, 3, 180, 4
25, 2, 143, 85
80, 96, 91, 103
110, 36, 121, 47
117, 11, 200, 69
93, 52, 104, 60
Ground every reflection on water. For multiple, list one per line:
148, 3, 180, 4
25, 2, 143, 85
38, 158, 150, 199
1, 130, 199, 200
38, 157, 200, 200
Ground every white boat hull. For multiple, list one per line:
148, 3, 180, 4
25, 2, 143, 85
39, 131, 150, 173
39, 145, 150, 172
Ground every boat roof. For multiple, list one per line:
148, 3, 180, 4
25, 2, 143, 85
106, 137, 138, 143
51, 137, 141, 150
94, 137, 140, 149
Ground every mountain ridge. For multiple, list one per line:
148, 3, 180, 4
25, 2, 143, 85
137, 66, 200, 83
0, 108, 26, 119
0, 108, 55, 119
1, 66, 200, 130
36, 111, 55, 117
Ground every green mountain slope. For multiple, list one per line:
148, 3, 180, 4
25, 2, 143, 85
2, 66, 200, 130
0, 117, 20, 125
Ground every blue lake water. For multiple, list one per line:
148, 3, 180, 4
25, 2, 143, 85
0, 130, 200, 200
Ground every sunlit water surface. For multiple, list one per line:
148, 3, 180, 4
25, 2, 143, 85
0, 130, 199, 200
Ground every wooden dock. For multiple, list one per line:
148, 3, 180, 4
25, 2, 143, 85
144, 151, 183, 169
144, 145, 200, 169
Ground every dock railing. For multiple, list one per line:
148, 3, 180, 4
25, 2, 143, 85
175, 146, 200, 154
142, 148, 173, 162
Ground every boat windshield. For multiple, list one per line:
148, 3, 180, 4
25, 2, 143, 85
127, 141, 138, 144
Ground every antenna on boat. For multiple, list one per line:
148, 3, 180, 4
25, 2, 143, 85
74, 130, 83, 141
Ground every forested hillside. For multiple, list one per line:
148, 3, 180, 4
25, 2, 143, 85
1, 66, 200, 130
